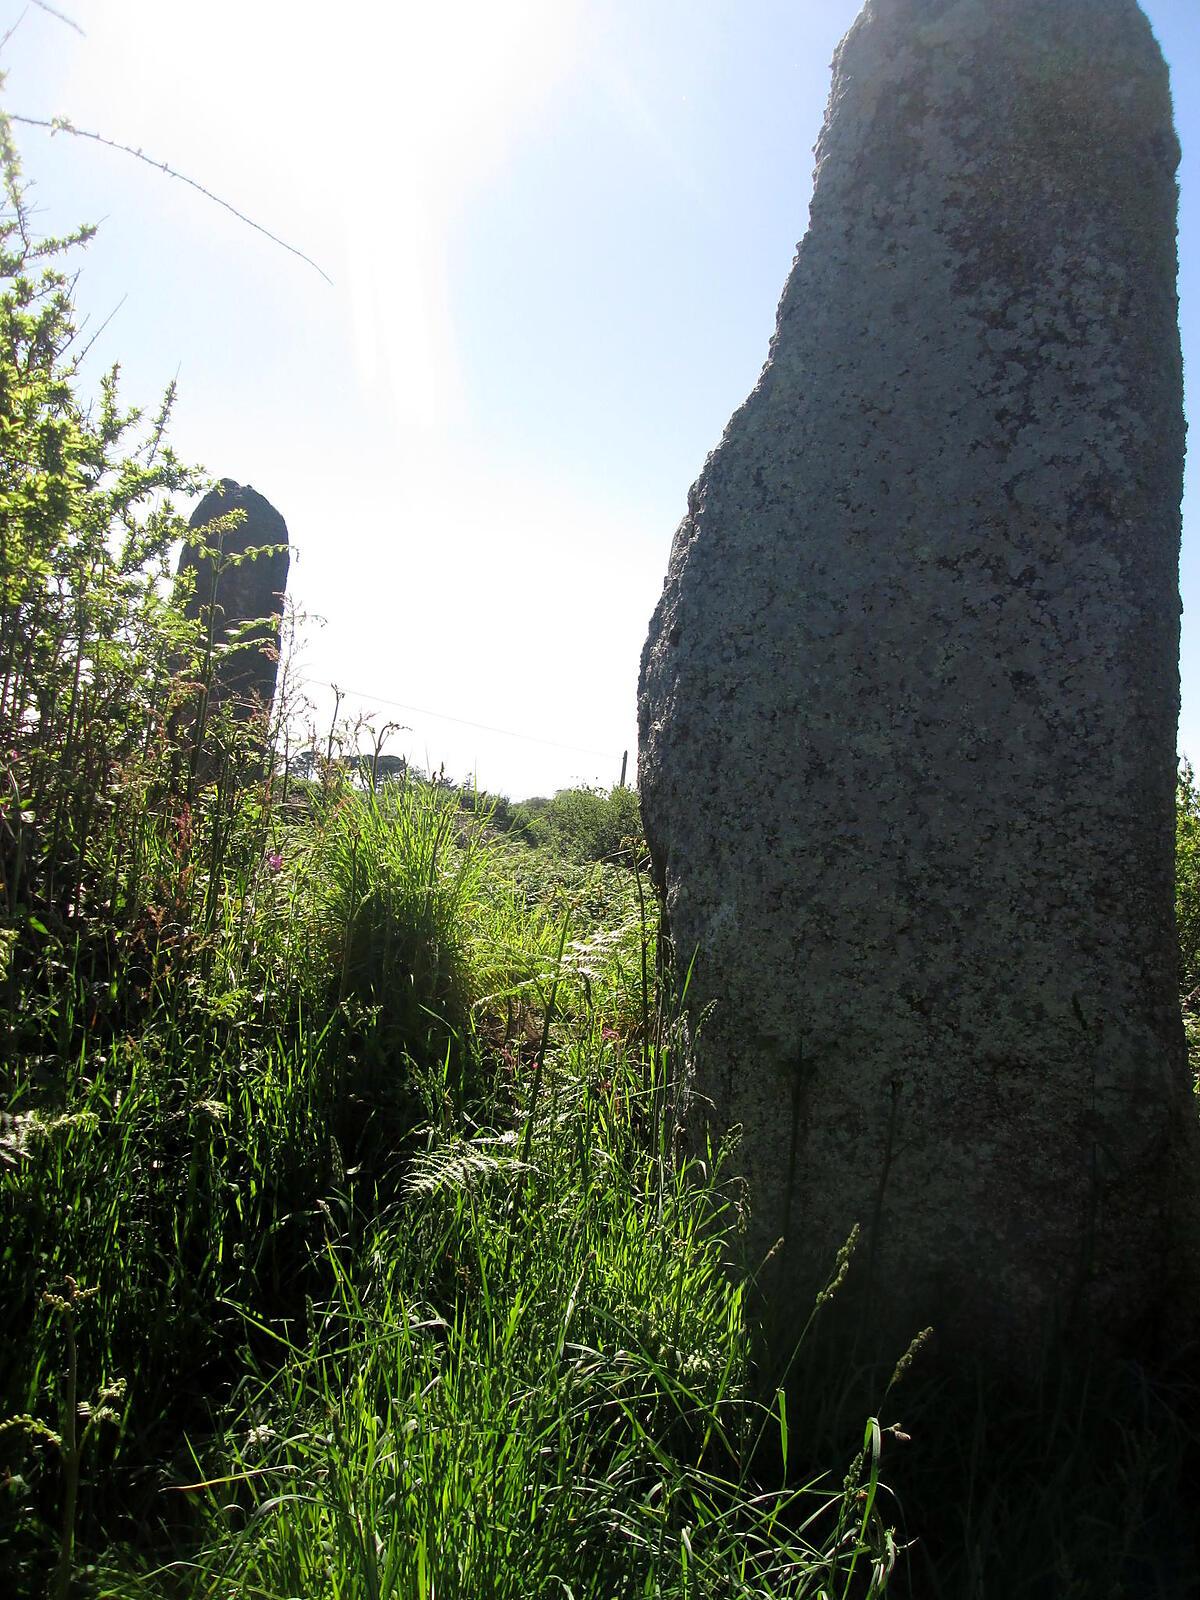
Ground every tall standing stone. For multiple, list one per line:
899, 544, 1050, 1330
639, 0, 1199, 1370
176, 479, 291, 718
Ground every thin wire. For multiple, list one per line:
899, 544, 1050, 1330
306, 677, 621, 760
10, 114, 333, 285
29, 0, 82, 36
1, 8, 32, 52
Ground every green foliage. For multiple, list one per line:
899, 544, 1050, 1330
1176, 763, 1200, 1096
1, 742, 894, 1598
0, 112, 210, 950
513, 784, 644, 863
302, 780, 489, 1107
1177, 760, 1200, 997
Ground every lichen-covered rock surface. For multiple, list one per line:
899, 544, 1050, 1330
177, 478, 291, 715
638, 0, 1199, 1369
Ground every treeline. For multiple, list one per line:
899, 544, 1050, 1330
293, 749, 645, 865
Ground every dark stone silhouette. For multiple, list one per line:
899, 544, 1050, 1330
638, 0, 1200, 1375
176, 479, 290, 719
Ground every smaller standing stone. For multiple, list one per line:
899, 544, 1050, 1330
176, 479, 291, 718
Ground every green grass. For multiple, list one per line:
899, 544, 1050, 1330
104, 1053, 896, 1599
0, 767, 897, 1599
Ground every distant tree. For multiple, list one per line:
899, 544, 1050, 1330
522, 786, 644, 864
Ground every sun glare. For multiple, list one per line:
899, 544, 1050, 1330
337, 1, 585, 431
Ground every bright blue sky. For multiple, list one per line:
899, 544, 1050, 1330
4, 0, 1198, 798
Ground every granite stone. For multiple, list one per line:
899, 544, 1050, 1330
638, 0, 1200, 1369
177, 478, 290, 717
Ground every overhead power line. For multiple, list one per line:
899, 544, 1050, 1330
306, 678, 621, 761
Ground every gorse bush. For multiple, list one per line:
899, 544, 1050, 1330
0, 107, 293, 1073
0, 117, 201, 943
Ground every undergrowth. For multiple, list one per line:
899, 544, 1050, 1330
0, 768, 902, 1597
